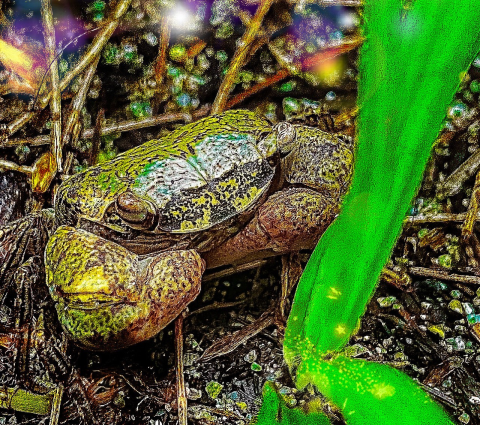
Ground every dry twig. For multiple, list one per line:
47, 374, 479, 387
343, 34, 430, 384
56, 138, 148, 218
4, 107, 210, 148
90, 108, 105, 166
152, 16, 171, 114
404, 212, 472, 225
41, 0, 62, 172
462, 170, 480, 238
0, 159, 33, 176
409, 266, 480, 285
175, 315, 187, 425
437, 146, 480, 198
201, 306, 276, 362
380, 267, 412, 289
226, 37, 362, 110
38, 0, 133, 108
212, 0, 275, 114
62, 55, 101, 153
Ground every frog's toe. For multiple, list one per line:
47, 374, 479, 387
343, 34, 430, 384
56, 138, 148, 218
45, 226, 204, 350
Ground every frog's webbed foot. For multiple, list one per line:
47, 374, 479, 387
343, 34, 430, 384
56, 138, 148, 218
204, 187, 340, 268
45, 226, 205, 351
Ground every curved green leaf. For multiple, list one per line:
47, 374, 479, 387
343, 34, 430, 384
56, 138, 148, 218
297, 355, 455, 425
257, 1, 480, 424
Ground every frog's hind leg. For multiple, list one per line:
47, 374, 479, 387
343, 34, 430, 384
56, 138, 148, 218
204, 187, 341, 269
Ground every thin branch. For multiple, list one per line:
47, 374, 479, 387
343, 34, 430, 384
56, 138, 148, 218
175, 315, 187, 425
201, 306, 276, 362
154, 16, 170, 86
38, 0, 133, 109
0, 159, 32, 175
4, 106, 210, 148
409, 266, 480, 285
226, 37, 362, 109
403, 212, 470, 225
41, 0, 62, 171
212, 0, 275, 114
62, 54, 101, 152
437, 145, 480, 198
226, 69, 289, 110
188, 300, 244, 317
89, 108, 104, 166
6, 112, 35, 138
462, 170, 480, 239
152, 16, 171, 114
203, 259, 269, 281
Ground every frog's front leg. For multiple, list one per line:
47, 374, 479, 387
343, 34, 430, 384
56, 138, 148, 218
204, 187, 341, 269
45, 227, 204, 351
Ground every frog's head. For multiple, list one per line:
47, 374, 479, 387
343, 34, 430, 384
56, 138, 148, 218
45, 226, 204, 351
258, 122, 355, 198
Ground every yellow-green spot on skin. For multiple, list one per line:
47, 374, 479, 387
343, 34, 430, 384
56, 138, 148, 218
193, 208, 212, 229
192, 195, 207, 205
219, 178, 238, 189
232, 186, 259, 211
208, 192, 219, 206
180, 221, 195, 231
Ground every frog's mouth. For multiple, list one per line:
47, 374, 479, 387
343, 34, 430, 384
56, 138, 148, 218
55, 292, 131, 311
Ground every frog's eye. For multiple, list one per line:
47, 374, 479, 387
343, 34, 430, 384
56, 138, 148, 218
275, 122, 296, 154
115, 192, 157, 230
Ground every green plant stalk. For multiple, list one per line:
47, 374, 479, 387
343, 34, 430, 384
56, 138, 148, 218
258, 1, 480, 424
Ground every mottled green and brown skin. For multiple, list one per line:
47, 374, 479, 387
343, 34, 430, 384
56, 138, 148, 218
44, 109, 354, 350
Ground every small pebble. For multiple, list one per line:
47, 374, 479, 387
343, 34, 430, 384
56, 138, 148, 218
251, 362, 262, 372
206, 381, 223, 399
450, 290, 462, 299
458, 412, 470, 424
377, 296, 397, 308
445, 336, 465, 351
462, 302, 474, 315
470, 396, 480, 405
448, 299, 464, 314
187, 388, 202, 400
428, 324, 446, 338
244, 350, 257, 363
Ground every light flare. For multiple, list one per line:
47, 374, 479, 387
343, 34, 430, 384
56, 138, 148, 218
169, 6, 191, 29
312, 56, 346, 86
